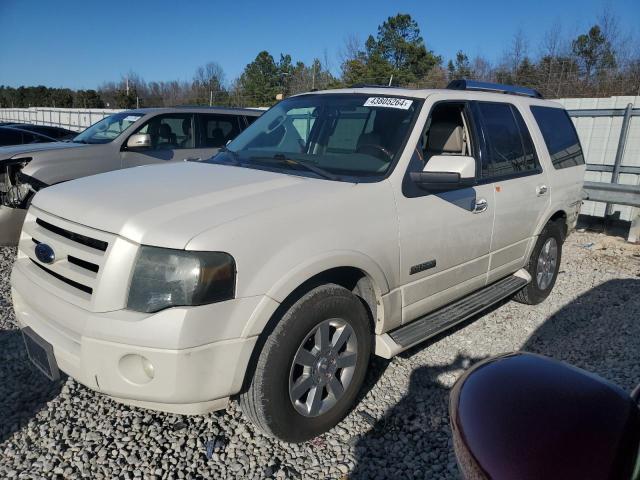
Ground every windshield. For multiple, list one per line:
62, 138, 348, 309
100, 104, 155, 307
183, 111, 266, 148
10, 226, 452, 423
72, 112, 144, 144
206, 93, 422, 181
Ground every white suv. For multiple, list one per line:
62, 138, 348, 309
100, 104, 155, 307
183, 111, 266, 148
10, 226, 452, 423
11, 81, 585, 442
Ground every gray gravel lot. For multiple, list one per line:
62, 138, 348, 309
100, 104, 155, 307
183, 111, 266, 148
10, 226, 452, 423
1, 232, 639, 479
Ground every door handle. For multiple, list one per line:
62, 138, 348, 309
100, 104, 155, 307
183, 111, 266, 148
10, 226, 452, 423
536, 185, 548, 196
473, 198, 488, 214
183, 157, 201, 162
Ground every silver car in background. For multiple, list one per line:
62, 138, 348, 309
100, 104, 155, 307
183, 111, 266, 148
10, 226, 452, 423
0, 107, 262, 245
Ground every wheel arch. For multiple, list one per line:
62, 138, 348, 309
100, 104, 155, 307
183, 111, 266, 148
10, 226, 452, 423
237, 257, 389, 396
242, 252, 391, 339
543, 209, 568, 240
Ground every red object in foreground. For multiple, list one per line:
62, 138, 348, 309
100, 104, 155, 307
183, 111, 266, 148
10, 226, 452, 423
449, 352, 640, 480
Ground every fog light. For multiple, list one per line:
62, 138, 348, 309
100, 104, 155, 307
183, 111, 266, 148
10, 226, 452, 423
142, 357, 155, 379
119, 354, 155, 385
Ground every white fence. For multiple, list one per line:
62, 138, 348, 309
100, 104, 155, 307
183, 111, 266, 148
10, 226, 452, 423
557, 96, 640, 222
0, 107, 123, 132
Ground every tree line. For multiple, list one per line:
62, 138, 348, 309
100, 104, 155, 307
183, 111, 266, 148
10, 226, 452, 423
1, 10, 638, 109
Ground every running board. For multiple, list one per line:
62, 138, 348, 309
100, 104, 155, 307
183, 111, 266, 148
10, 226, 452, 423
377, 273, 529, 358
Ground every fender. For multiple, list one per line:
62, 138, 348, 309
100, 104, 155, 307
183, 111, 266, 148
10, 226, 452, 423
240, 249, 392, 338
522, 204, 569, 263
267, 249, 391, 302
535, 205, 568, 238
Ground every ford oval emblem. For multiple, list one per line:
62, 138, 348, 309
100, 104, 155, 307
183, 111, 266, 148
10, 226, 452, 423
35, 243, 55, 264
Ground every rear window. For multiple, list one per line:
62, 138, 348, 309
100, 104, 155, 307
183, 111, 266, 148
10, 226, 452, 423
530, 106, 584, 169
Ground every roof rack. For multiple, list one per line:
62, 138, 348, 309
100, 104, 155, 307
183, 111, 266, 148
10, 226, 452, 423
447, 79, 543, 99
350, 83, 396, 89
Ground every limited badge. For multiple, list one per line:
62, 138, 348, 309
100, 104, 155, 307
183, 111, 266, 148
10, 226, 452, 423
363, 97, 413, 110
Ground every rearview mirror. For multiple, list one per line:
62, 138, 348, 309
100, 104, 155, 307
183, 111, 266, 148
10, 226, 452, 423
410, 155, 476, 191
450, 352, 640, 480
126, 133, 151, 149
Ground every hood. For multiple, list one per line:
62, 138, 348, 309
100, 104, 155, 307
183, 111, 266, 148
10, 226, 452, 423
0, 141, 86, 164
32, 162, 353, 249
19, 142, 113, 185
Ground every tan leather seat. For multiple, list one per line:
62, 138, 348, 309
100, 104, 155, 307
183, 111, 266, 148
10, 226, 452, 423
425, 122, 464, 158
157, 124, 177, 149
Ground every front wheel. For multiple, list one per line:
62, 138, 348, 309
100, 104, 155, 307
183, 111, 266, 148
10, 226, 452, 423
514, 221, 563, 305
239, 284, 372, 442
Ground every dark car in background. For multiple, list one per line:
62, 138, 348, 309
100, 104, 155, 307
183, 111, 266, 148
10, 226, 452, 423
5, 124, 77, 141
0, 126, 58, 146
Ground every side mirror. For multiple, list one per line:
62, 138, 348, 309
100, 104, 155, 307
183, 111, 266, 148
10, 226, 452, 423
450, 352, 640, 480
126, 133, 151, 149
410, 155, 476, 191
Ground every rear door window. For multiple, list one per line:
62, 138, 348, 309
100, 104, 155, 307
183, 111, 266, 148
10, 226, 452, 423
197, 114, 242, 148
477, 102, 539, 177
136, 114, 194, 150
530, 106, 585, 169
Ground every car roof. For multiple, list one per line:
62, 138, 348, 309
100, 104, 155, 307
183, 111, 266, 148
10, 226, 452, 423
7, 123, 74, 132
0, 125, 56, 139
294, 87, 564, 109
125, 106, 263, 116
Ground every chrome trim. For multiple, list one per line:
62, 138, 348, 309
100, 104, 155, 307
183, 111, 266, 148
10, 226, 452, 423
473, 198, 488, 214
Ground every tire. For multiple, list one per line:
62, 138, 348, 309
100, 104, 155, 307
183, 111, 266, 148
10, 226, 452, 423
239, 283, 372, 443
514, 220, 563, 305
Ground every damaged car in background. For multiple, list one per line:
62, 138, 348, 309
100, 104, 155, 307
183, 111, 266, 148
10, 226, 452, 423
0, 106, 262, 245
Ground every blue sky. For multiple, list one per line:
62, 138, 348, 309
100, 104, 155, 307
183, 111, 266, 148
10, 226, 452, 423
0, 0, 638, 89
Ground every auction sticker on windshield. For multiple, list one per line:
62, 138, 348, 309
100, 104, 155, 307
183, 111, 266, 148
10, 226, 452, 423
123, 115, 143, 122
363, 97, 413, 110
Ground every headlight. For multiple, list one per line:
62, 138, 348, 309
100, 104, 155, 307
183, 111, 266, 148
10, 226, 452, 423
1, 163, 36, 208
127, 246, 236, 313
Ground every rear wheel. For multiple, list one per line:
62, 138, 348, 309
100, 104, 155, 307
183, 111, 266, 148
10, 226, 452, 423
514, 221, 563, 305
240, 283, 372, 442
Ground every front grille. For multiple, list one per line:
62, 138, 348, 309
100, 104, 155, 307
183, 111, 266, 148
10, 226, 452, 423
32, 238, 100, 273
67, 255, 99, 273
20, 211, 114, 305
31, 260, 94, 294
36, 218, 108, 252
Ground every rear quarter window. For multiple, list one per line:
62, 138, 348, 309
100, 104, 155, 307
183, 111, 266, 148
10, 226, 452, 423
530, 106, 585, 169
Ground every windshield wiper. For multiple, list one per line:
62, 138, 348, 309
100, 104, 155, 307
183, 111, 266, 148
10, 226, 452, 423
217, 146, 243, 166
250, 154, 340, 181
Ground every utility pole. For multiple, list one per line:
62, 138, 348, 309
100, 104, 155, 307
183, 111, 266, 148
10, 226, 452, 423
388, 74, 394, 87
312, 63, 316, 90
210, 90, 213, 106
126, 76, 130, 96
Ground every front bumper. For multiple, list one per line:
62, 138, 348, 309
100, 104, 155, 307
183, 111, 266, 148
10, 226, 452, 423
11, 262, 262, 415
0, 206, 26, 246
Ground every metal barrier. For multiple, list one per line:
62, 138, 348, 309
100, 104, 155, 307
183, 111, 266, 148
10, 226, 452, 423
582, 181, 640, 242
569, 104, 639, 215
583, 181, 640, 207
567, 102, 640, 242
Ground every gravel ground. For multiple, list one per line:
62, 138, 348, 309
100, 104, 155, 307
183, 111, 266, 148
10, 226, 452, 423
1, 231, 639, 479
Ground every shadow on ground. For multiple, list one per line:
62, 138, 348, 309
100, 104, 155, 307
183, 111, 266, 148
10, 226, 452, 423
351, 278, 640, 479
524, 278, 640, 391
0, 329, 63, 444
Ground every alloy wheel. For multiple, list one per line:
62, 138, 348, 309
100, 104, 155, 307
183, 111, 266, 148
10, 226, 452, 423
288, 318, 358, 417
